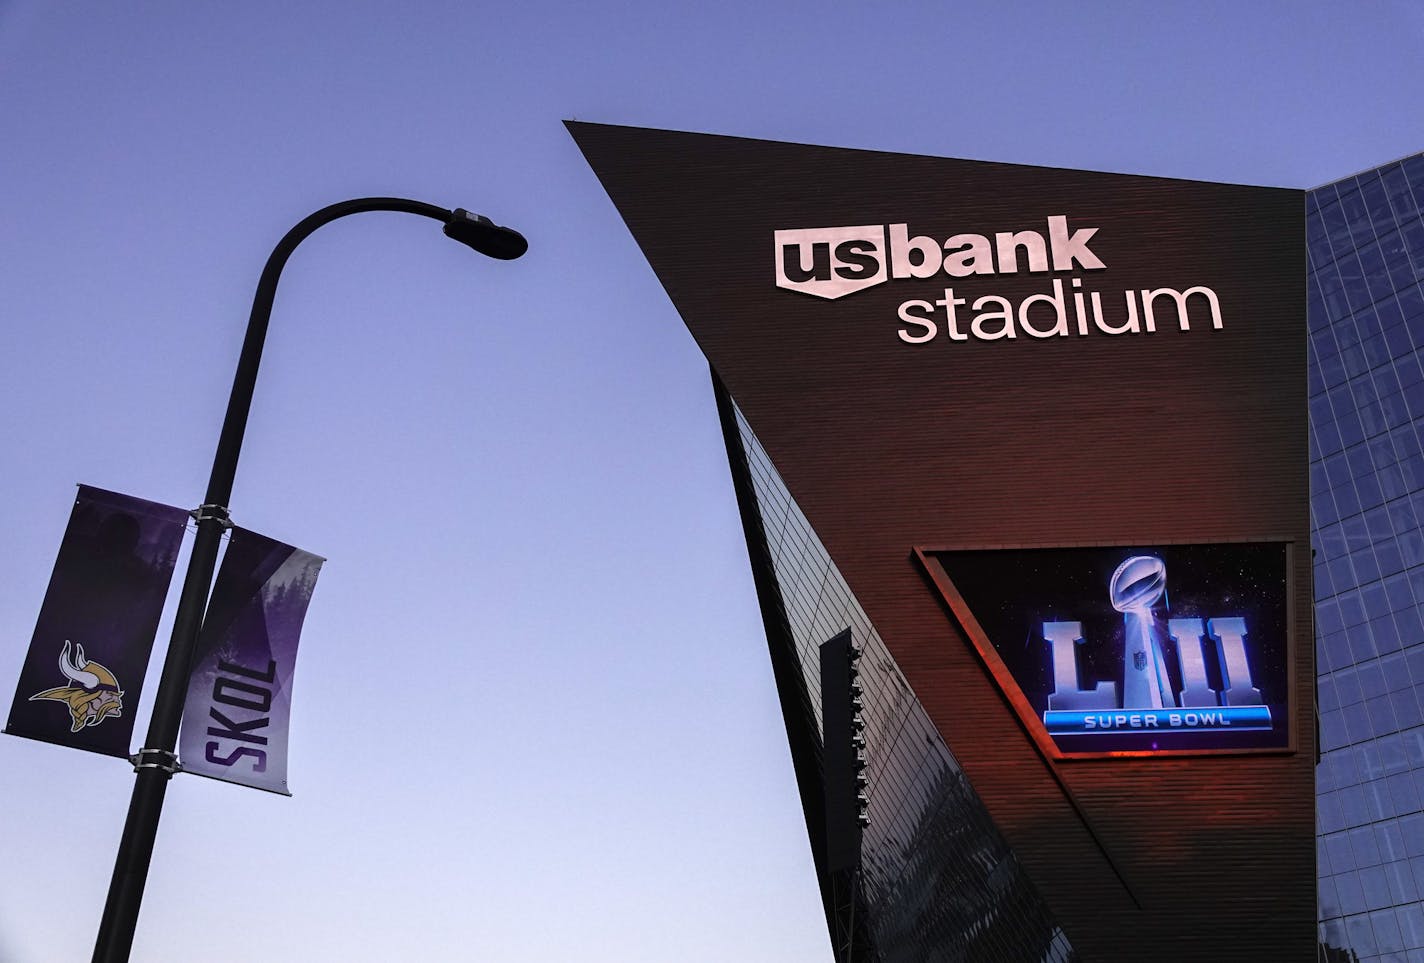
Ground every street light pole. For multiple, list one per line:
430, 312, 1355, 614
91, 198, 526, 963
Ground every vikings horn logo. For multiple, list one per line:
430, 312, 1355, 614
29, 640, 125, 733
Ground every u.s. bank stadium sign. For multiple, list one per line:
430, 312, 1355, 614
916, 542, 1294, 758
774, 218, 1226, 345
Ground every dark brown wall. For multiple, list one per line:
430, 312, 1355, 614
571, 121, 1314, 962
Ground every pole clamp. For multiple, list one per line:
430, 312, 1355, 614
191, 504, 233, 529
131, 748, 181, 775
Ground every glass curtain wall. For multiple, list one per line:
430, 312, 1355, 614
731, 404, 1075, 962
1309, 153, 1424, 962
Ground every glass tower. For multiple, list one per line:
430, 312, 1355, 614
1309, 152, 1424, 962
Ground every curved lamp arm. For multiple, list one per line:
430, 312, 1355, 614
205, 197, 527, 507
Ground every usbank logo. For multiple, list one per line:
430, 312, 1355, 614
773, 216, 1104, 301
773, 225, 889, 299
915, 542, 1292, 758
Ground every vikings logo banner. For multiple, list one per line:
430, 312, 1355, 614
6, 486, 188, 757
917, 541, 1293, 758
178, 527, 322, 795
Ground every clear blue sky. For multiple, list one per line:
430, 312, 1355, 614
1, 3, 1420, 960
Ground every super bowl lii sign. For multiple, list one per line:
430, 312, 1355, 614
1040, 555, 1272, 738
917, 542, 1292, 758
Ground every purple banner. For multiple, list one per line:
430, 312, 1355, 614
6, 485, 188, 758
179, 527, 322, 795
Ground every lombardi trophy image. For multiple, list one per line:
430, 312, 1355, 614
1109, 556, 1176, 710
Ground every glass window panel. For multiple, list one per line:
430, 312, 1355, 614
1400, 902, 1424, 950
1402, 359, 1424, 401
1335, 668, 1365, 706
1375, 612, 1404, 651
1388, 859, 1421, 905
1393, 423, 1423, 459
1402, 813, 1424, 857
1366, 333, 1398, 368
1391, 690, 1424, 732
1342, 192, 1374, 247
1384, 391, 1415, 427
1326, 632, 1353, 672
1345, 513, 1371, 546
1355, 378, 1384, 410
1360, 742, 1387, 780
1364, 581, 1390, 616
1322, 710, 1348, 750
1378, 653, 1411, 693
1376, 363, 1405, 399
1321, 349, 1349, 388
1371, 697, 1401, 737
1330, 450, 1359, 486
1321, 673, 1341, 712
1397, 607, 1424, 644
1320, 599, 1346, 633
1341, 409, 1369, 447
1321, 916, 1348, 948
1353, 826, 1385, 867
1337, 481, 1364, 517
1361, 402, 1389, 439
1344, 702, 1374, 743
1346, 909, 1380, 955
1336, 869, 1368, 914
1315, 350, 1349, 387
1386, 321, 1418, 358
1314, 459, 1334, 492
1344, 344, 1372, 378
1314, 393, 1340, 427
1321, 555, 1355, 595
1319, 872, 1341, 918
1316, 564, 1335, 600
1374, 907, 1408, 953
1361, 864, 1393, 907
1340, 784, 1370, 826
1378, 819, 1410, 861
1384, 166, 1419, 219
1358, 662, 1388, 700
1379, 464, 1409, 501
1342, 593, 1369, 627
1368, 776, 1399, 820
1379, 295, 1407, 329
1377, 541, 1406, 578
1402, 286, 1424, 323
1363, 175, 1397, 227
1368, 504, 1397, 538
1404, 222, 1424, 268
1401, 154, 1424, 197
1406, 718, 1424, 763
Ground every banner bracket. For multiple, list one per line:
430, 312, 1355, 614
190, 504, 233, 529
130, 748, 180, 776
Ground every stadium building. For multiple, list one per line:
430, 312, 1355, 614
572, 123, 1424, 962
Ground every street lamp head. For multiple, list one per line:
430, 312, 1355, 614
444, 209, 528, 260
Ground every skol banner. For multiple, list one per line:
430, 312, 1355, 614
178, 527, 322, 795
6, 485, 189, 757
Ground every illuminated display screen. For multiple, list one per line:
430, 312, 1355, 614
925, 542, 1292, 757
